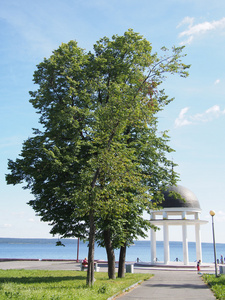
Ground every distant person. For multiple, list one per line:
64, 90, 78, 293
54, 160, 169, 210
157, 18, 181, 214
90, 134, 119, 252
221, 255, 224, 264
197, 260, 201, 273
82, 257, 88, 267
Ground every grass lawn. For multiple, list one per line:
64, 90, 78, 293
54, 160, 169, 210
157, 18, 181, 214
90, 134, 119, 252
0, 269, 152, 300
202, 274, 225, 300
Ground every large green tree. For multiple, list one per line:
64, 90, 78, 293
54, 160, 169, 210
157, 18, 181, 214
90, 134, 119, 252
6, 29, 190, 286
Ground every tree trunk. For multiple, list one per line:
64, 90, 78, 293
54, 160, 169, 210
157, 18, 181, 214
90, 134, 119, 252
103, 230, 116, 279
86, 210, 95, 286
118, 243, 126, 278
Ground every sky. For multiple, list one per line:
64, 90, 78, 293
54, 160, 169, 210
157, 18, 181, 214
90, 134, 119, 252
1, 0, 225, 245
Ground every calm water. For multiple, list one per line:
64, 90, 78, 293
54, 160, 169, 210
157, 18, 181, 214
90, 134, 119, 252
0, 238, 225, 263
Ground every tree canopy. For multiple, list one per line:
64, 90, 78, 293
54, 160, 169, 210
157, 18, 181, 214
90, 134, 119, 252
6, 29, 190, 285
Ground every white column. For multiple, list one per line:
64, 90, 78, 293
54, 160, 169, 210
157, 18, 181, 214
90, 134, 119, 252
151, 228, 157, 264
195, 223, 202, 262
182, 212, 189, 265
150, 212, 157, 264
163, 212, 169, 264
163, 223, 170, 264
182, 224, 189, 265
195, 212, 202, 262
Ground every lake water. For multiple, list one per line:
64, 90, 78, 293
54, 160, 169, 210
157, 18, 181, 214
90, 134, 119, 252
1, 238, 225, 263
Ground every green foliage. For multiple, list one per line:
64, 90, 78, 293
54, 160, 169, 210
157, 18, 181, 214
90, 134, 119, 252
203, 274, 225, 299
0, 269, 152, 300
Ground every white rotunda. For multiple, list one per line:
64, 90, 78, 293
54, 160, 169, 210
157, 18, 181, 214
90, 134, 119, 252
150, 185, 208, 265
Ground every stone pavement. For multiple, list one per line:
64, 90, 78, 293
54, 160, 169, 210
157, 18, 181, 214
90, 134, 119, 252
0, 260, 216, 299
117, 269, 216, 299
0, 260, 82, 271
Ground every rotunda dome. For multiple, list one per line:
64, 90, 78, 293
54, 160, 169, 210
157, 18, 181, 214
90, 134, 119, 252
162, 185, 201, 209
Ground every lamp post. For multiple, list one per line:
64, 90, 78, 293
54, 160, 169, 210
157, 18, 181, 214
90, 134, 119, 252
209, 210, 218, 277
76, 238, 80, 262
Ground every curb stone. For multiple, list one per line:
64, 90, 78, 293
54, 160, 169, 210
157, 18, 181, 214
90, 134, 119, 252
107, 280, 143, 300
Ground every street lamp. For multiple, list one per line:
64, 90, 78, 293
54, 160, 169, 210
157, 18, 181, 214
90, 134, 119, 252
209, 210, 218, 277
76, 238, 80, 262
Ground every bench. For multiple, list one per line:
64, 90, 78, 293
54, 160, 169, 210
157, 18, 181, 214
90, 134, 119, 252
80, 262, 100, 272
80, 262, 88, 271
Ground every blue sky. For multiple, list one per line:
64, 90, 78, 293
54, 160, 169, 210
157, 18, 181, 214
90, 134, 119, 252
1, 0, 225, 245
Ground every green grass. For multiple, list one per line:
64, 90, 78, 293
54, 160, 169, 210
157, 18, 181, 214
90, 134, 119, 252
202, 274, 225, 300
0, 269, 152, 299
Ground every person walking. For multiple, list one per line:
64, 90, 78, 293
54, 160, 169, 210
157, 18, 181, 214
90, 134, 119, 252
197, 260, 201, 273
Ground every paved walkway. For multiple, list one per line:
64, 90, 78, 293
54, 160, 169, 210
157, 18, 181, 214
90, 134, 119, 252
117, 269, 216, 300
0, 260, 216, 299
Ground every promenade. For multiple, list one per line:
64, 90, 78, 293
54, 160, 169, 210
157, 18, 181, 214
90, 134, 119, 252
117, 268, 216, 299
0, 260, 216, 299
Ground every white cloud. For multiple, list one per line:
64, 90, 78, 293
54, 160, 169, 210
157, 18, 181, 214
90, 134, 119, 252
182, 36, 193, 45
177, 16, 194, 29
174, 107, 192, 127
214, 79, 221, 85
178, 17, 225, 45
175, 105, 225, 128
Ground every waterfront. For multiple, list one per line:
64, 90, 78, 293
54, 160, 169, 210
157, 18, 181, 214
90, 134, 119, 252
1, 238, 225, 263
